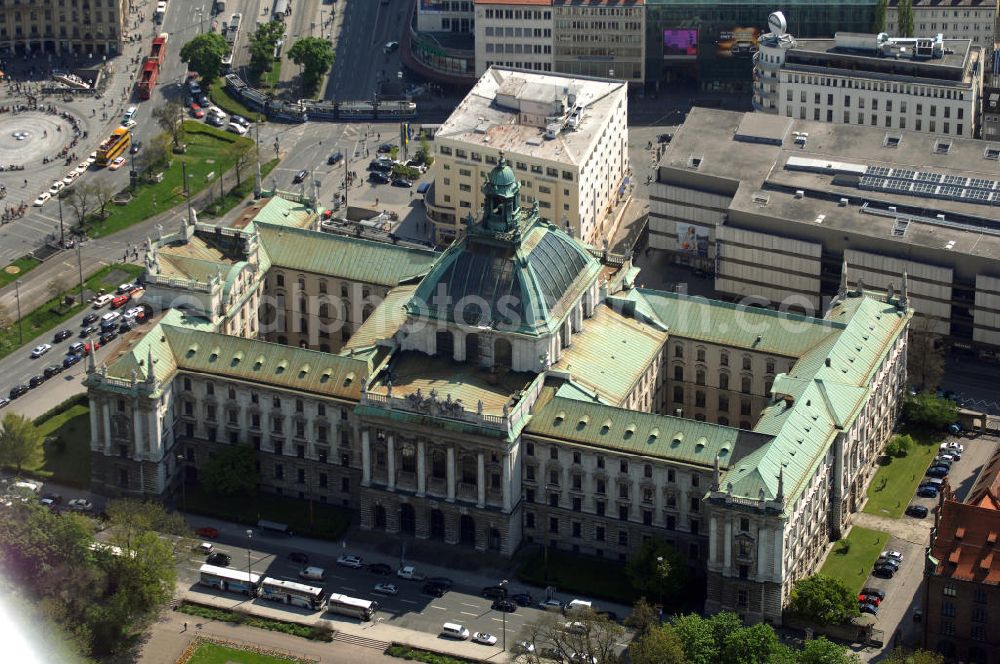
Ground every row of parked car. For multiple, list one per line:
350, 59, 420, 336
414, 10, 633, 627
871, 549, 904, 581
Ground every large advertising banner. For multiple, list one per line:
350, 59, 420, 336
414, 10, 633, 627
419, 0, 446, 10
715, 27, 761, 57
677, 222, 710, 257
663, 29, 699, 59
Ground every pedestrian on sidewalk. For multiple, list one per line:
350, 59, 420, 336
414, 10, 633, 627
182, 622, 188, 632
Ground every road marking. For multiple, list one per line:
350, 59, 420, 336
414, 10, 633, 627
460, 602, 480, 608
429, 605, 448, 611
400, 599, 417, 605
328, 575, 346, 581
491, 618, 504, 623
342, 586, 356, 592
460, 611, 477, 617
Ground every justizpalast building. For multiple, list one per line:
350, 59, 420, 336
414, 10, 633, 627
84, 156, 910, 625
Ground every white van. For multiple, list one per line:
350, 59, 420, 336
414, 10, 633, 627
93, 293, 114, 308
441, 622, 470, 640
566, 599, 594, 614
299, 566, 326, 581
123, 106, 138, 124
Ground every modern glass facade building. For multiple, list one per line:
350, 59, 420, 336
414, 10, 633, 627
645, 0, 878, 91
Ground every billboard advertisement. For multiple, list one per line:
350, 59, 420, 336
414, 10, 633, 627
663, 29, 698, 58
715, 27, 761, 58
419, 0, 446, 10
677, 222, 710, 257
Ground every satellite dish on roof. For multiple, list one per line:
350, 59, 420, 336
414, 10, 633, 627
768, 11, 787, 36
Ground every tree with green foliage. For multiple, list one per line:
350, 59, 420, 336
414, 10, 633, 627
249, 20, 285, 81
201, 444, 260, 496
287, 37, 335, 96
898, 0, 915, 36
630, 623, 687, 664
670, 613, 725, 664
885, 433, 914, 457
903, 393, 958, 430
798, 637, 863, 664
0, 412, 45, 474
179, 32, 230, 84
416, 135, 434, 167
788, 574, 860, 625
626, 538, 689, 603
518, 609, 624, 664
721, 623, 788, 664
882, 649, 944, 664
873, 0, 888, 32
625, 597, 661, 637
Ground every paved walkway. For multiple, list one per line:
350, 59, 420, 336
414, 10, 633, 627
851, 512, 932, 547
140, 603, 398, 664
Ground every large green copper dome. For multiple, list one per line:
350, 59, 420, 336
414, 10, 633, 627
484, 155, 518, 193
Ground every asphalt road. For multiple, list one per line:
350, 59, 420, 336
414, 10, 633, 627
176, 521, 613, 649
326, 0, 408, 101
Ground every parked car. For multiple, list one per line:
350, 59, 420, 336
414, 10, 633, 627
368, 563, 393, 575
292, 170, 308, 184
538, 599, 564, 612
391, 177, 413, 188
30, 343, 52, 358
872, 566, 895, 579
337, 554, 363, 568
43, 364, 64, 379
926, 466, 950, 478
368, 171, 390, 184
190, 103, 205, 118
377, 142, 393, 153
511, 592, 534, 607
28, 375, 46, 388
383, 42, 399, 54
207, 551, 232, 567
54, 329, 73, 342
288, 551, 310, 564
109, 156, 126, 171
80, 325, 98, 338
472, 632, 498, 646
906, 504, 929, 518
82, 312, 100, 326
231, 115, 251, 128
858, 593, 881, 605
63, 354, 82, 369
492, 599, 517, 613
917, 486, 939, 498
100, 330, 118, 344
427, 576, 453, 589
194, 527, 219, 539
92, 294, 114, 309
861, 587, 887, 601
422, 582, 448, 598
68, 498, 93, 512
0, 397, 8, 409
6, 383, 27, 398
876, 557, 901, 571
481, 586, 506, 600
373, 583, 398, 595
882, 550, 904, 562
658, 133, 674, 144
859, 602, 880, 616
327, 151, 343, 165
941, 442, 965, 453
368, 159, 393, 172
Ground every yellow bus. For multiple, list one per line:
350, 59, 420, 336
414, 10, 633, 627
96, 126, 131, 166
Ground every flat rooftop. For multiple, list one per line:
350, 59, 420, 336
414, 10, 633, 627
436, 67, 626, 165
787, 37, 976, 84
657, 108, 1000, 260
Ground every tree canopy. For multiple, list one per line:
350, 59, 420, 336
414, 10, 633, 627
0, 412, 45, 474
287, 37, 335, 96
179, 32, 230, 84
788, 574, 860, 625
882, 649, 944, 664
903, 393, 958, 431
798, 637, 862, 664
630, 622, 686, 664
249, 20, 285, 79
200, 444, 260, 496
625, 538, 689, 602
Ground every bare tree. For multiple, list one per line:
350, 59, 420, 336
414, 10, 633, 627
228, 142, 257, 190
63, 185, 96, 231
136, 132, 171, 175
91, 180, 116, 219
515, 609, 625, 664
152, 100, 185, 147
908, 315, 947, 392
47, 277, 68, 301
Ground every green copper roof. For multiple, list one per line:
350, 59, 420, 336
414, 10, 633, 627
343, 285, 416, 352
256, 222, 439, 287
552, 305, 668, 407
526, 391, 771, 469
622, 289, 842, 357
246, 195, 316, 229
485, 157, 518, 191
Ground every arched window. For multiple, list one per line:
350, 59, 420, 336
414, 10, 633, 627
673, 386, 684, 403
766, 358, 775, 374
318, 279, 327, 294
719, 416, 730, 426
696, 369, 705, 386
741, 376, 752, 394
674, 344, 684, 358
297, 276, 306, 290
319, 303, 329, 318
275, 272, 284, 287
742, 355, 752, 371
696, 347, 705, 362
720, 351, 729, 367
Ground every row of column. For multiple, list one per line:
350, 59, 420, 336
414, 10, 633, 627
717, 517, 784, 582
91, 396, 161, 460
361, 429, 512, 512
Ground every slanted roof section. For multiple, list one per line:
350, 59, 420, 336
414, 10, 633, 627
102, 309, 216, 386
625, 289, 841, 356
342, 285, 416, 352
526, 392, 771, 468
967, 446, 1000, 510
552, 305, 667, 407
930, 500, 1000, 584
256, 222, 438, 286
245, 195, 317, 230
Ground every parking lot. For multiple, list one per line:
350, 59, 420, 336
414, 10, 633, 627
856, 434, 999, 658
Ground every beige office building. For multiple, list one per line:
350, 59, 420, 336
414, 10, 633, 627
0, 0, 126, 56
425, 66, 630, 247
885, 0, 997, 60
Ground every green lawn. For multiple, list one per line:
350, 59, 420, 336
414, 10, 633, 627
517, 547, 639, 606
209, 78, 264, 121
185, 641, 307, 664
200, 158, 280, 219
86, 122, 253, 238
0, 255, 43, 288
184, 485, 351, 541
0, 263, 143, 361
819, 526, 890, 595
385, 645, 478, 664
863, 430, 945, 519
35, 403, 91, 488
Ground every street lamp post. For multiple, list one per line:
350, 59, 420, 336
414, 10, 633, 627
57, 193, 65, 248
246, 529, 253, 594
76, 242, 84, 305
500, 579, 508, 652
14, 278, 22, 345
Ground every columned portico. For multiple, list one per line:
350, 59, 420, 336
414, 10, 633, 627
361, 429, 372, 486
416, 440, 426, 496
447, 447, 456, 502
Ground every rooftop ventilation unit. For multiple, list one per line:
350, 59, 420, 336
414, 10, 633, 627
985, 146, 1000, 160
752, 191, 770, 205
935, 140, 952, 154
839, 198, 848, 206
687, 155, 703, 169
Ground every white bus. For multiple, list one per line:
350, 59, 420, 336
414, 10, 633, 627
198, 563, 260, 596
260, 577, 326, 611
326, 593, 378, 621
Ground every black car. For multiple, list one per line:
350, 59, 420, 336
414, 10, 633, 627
63, 354, 82, 369
491, 599, 517, 613
861, 587, 887, 601
327, 151, 343, 165
207, 552, 232, 567
510, 592, 534, 607
906, 505, 929, 518
872, 565, 895, 579
859, 602, 879, 616
130, 141, 142, 154
391, 178, 413, 188
368, 171, 390, 184
288, 551, 309, 564
422, 582, 447, 598
43, 364, 64, 379
368, 159, 393, 172
377, 143, 393, 153
368, 562, 393, 575
54, 329, 73, 342
292, 170, 308, 184
82, 313, 99, 326
657, 133, 673, 144
42, 492, 63, 504
481, 586, 506, 600
80, 325, 98, 338
876, 557, 901, 571
28, 375, 46, 388
119, 320, 134, 333
100, 330, 118, 344
9, 384, 29, 399
428, 576, 454, 589
926, 466, 949, 478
